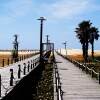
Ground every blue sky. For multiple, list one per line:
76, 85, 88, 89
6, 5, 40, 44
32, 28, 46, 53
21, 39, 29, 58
0, 0, 100, 50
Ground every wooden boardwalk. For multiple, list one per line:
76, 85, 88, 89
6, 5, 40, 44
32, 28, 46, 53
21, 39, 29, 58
55, 54, 100, 100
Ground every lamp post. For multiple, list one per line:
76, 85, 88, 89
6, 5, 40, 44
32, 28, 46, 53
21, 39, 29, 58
63, 41, 67, 56
37, 17, 46, 63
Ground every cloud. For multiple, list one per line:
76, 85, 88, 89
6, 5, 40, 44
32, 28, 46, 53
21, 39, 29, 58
6, 0, 32, 18
0, 0, 33, 24
0, 0, 100, 24
51, 0, 88, 18
35, 0, 100, 20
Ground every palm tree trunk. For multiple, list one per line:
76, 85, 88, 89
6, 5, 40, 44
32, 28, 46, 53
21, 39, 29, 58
85, 41, 88, 62
92, 42, 94, 60
82, 42, 85, 61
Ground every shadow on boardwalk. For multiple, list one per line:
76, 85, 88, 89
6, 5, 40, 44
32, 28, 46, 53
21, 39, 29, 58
2, 65, 42, 100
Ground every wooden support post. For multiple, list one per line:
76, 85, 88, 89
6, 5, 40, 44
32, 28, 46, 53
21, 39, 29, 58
79, 64, 80, 69
7, 58, 9, 65
23, 63, 26, 75
17, 57, 19, 62
18, 56, 20, 61
2, 59, 4, 67
18, 65, 21, 79
14, 58, 16, 63
35, 59, 37, 66
56, 76, 59, 93
99, 72, 100, 84
91, 69, 93, 78
10, 69, 14, 86
23, 55, 25, 59
33, 60, 34, 68
31, 60, 33, 69
27, 61, 30, 72
55, 70, 57, 86
24, 55, 25, 60
85, 66, 88, 74
21, 56, 23, 60
19, 56, 21, 61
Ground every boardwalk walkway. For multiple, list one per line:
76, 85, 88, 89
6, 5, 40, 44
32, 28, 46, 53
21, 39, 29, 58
55, 53, 100, 100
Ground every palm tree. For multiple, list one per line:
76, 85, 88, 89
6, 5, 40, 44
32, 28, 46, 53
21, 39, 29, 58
89, 27, 99, 60
75, 20, 92, 62
75, 28, 85, 59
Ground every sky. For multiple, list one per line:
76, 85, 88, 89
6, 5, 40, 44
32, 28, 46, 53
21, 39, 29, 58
0, 0, 100, 50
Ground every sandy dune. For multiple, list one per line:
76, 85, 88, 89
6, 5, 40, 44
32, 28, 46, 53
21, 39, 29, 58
58, 48, 100, 56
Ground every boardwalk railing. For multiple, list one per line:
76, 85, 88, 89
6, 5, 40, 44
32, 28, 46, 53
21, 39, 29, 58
0, 55, 40, 98
0, 51, 53, 100
0, 51, 40, 67
56, 51, 100, 84
54, 63, 63, 100
71, 60, 100, 82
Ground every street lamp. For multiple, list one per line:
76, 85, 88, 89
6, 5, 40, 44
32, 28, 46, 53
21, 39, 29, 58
62, 41, 67, 56
37, 17, 46, 63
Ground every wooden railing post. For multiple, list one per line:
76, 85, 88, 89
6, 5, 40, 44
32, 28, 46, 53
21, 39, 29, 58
18, 65, 21, 79
22, 55, 23, 60
20, 56, 21, 61
2, 59, 4, 67
7, 58, 9, 65
24, 55, 25, 60
55, 70, 58, 92
91, 69, 93, 78
35, 59, 37, 66
23, 63, 26, 75
55, 72, 57, 91
85, 66, 88, 74
99, 72, 100, 84
10, 69, 14, 86
27, 61, 30, 72
31, 60, 33, 69
33, 60, 34, 68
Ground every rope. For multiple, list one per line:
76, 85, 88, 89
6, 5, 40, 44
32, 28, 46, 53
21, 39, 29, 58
1, 81, 12, 95
1, 78, 17, 95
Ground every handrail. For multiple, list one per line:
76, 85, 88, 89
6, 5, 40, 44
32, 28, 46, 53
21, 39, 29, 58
70, 59, 100, 83
0, 56, 40, 98
56, 52, 100, 84
92, 70, 98, 75
54, 63, 63, 100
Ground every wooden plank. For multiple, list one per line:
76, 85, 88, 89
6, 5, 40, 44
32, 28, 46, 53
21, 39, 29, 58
55, 54, 100, 100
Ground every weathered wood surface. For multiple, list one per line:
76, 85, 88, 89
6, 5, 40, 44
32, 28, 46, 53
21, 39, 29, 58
55, 54, 100, 100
